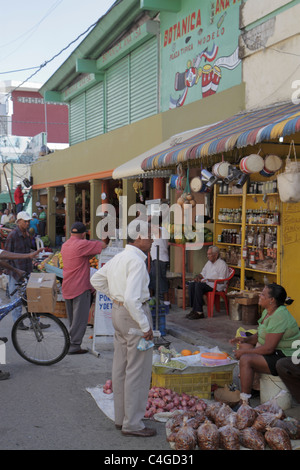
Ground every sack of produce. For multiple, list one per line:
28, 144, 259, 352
239, 427, 266, 450
253, 411, 282, 433
254, 392, 285, 415
215, 403, 236, 428
197, 419, 220, 450
264, 427, 292, 450
174, 416, 197, 450
205, 401, 223, 423
219, 420, 240, 450
271, 417, 300, 440
236, 401, 257, 430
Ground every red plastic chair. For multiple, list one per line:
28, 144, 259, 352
205, 267, 235, 318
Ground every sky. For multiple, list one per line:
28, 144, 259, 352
0, 0, 117, 87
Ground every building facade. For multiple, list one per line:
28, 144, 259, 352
32, 0, 300, 322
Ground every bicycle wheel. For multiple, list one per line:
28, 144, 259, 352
12, 312, 70, 365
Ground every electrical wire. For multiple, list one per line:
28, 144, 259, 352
0, 66, 40, 75
0, 0, 63, 50
7, 16, 102, 93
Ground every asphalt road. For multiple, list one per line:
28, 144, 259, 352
0, 302, 184, 452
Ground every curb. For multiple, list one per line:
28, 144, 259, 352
166, 321, 233, 354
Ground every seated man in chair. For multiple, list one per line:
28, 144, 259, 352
186, 246, 229, 320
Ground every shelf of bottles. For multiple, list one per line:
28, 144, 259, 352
214, 179, 280, 291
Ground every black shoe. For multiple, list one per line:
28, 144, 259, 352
190, 312, 204, 320
185, 310, 195, 318
0, 337, 8, 343
68, 348, 89, 355
30, 322, 50, 330
17, 322, 29, 330
0, 370, 10, 381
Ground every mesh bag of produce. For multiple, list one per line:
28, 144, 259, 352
282, 417, 300, 440
205, 401, 223, 423
174, 416, 197, 450
197, 419, 220, 450
254, 393, 285, 415
215, 403, 235, 428
253, 411, 282, 433
271, 417, 300, 440
236, 401, 257, 430
186, 412, 206, 430
219, 420, 240, 450
239, 427, 266, 450
265, 427, 292, 450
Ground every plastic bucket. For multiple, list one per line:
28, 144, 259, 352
259, 374, 292, 410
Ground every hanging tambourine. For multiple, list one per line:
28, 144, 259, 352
190, 176, 202, 193
240, 149, 264, 174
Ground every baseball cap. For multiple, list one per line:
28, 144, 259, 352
17, 211, 32, 221
71, 222, 87, 234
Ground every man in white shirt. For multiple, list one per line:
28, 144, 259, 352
91, 220, 156, 437
1, 209, 10, 226
187, 246, 229, 320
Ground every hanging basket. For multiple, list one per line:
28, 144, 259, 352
277, 140, 300, 203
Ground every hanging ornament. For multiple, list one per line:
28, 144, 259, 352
133, 179, 143, 194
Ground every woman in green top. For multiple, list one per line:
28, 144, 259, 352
230, 283, 300, 401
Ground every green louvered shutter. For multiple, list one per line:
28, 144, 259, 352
130, 38, 158, 123
69, 94, 85, 145
106, 56, 129, 132
86, 82, 104, 140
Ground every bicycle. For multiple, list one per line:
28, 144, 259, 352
0, 274, 70, 365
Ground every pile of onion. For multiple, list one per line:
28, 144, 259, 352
103, 379, 113, 394
145, 386, 206, 418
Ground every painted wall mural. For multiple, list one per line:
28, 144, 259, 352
160, 0, 242, 111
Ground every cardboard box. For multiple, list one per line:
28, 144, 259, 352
175, 287, 189, 308
235, 295, 259, 306
26, 273, 57, 313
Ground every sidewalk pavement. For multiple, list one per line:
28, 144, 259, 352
165, 303, 254, 354
164, 302, 300, 420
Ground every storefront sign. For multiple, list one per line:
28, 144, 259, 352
92, 247, 124, 346
97, 20, 158, 71
160, 0, 242, 111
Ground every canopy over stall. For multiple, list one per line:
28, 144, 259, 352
112, 126, 214, 180
141, 101, 300, 171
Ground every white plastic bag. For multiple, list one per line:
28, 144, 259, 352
0, 273, 8, 290
277, 140, 300, 203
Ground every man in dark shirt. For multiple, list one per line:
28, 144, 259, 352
5, 211, 36, 329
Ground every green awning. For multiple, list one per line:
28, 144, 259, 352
0, 192, 13, 204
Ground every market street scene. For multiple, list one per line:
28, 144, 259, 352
1, 0, 300, 454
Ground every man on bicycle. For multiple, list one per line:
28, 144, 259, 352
0, 243, 44, 380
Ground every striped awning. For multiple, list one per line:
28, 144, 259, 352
141, 101, 300, 171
